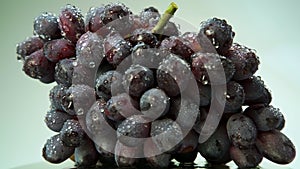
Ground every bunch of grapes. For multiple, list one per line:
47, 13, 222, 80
16, 2, 295, 169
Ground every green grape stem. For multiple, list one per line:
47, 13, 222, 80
152, 2, 178, 34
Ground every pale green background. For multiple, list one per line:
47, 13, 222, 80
0, 0, 299, 168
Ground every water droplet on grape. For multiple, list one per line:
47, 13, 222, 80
77, 108, 84, 115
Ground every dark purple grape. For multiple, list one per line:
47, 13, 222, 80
45, 107, 73, 132
197, 82, 211, 106
276, 115, 285, 130
198, 121, 231, 164
244, 87, 272, 106
54, 58, 75, 87
150, 118, 183, 153
43, 39, 75, 63
95, 70, 123, 100
173, 150, 198, 163
170, 98, 199, 130
144, 139, 171, 168
181, 32, 203, 53
114, 141, 141, 167
244, 105, 284, 131
43, 134, 75, 164
140, 7, 160, 27
192, 107, 208, 134
198, 17, 235, 55
23, 49, 56, 83
102, 2, 131, 25
105, 93, 139, 121
60, 119, 85, 147
123, 64, 154, 98
95, 143, 116, 166
177, 130, 199, 154
34, 12, 62, 40
117, 115, 150, 147
76, 31, 104, 67
226, 114, 257, 148
157, 55, 191, 97
16, 36, 44, 60
239, 76, 266, 103
140, 88, 170, 120
224, 81, 245, 113
74, 137, 99, 168
85, 6, 105, 32
61, 84, 96, 116
225, 43, 260, 80
104, 32, 132, 65
127, 28, 159, 48
159, 36, 194, 63
256, 130, 296, 164
230, 146, 263, 168
59, 4, 85, 43
49, 85, 68, 111
131, 45, 167, 69
191, 52, 235, 85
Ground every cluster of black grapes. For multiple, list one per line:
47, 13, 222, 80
16, 2, 296, 169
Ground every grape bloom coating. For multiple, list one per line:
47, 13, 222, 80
16, 2, 295, 168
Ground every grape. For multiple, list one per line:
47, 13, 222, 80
197, 82, 211, 106
43, 39, 75, 63
140, 7, 160, 27
54, 58, 75, 87
76, 31, 104, 67
34, 12, 62, 40
174, 150, 198, 163
49, 85, 68, 111
198, 121, 231, 164
95, 70, 123, 100
45, 107, 73, 132
150, 118, 183, 153
43, 134, 75, 164
74, 137, 99, 168
177, 130, 198, 154
239, 76, 266, 103
245, 87, 272, 106
59, 4, 85, 43
225, 43, 260, 80
157, 54, 191, 97
23, 49, 56, 83
140, 88, 170, 120
181, 32, 203, 53
105, 93, 139, 121
16, 36, 44, 60
123, 64, 154, 98
226, 114, 257, 148
224, 81, 245, 113
117, 115, 150, 147
144, 139, 171, 168
256, 130, 296, 164
159, 36, 194, 62
114, 141, 141, 167
169, 98, 199, 130
244, 104, 284, 131
61, 84, 96, 116
85, 6, 105, 32
102, 3, 131, 25
198, 17, 235, 55
230, 146, 263, 168
60, 119, 85, 147
191, 52, 235, 85
127, 28, 159, 48
104, 31, 132, 65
